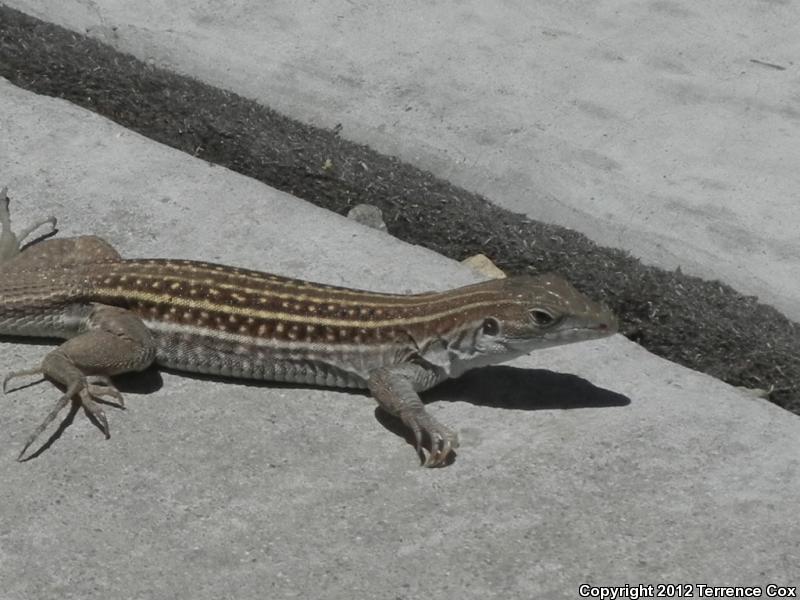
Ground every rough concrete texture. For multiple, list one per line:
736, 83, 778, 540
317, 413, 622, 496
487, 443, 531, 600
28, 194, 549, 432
3, 0, 798, 323
2, 78, 799, 598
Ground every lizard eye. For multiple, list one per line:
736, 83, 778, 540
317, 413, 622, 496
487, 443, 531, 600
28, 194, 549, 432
482, 317, 500, 335
530, 309, 555, 326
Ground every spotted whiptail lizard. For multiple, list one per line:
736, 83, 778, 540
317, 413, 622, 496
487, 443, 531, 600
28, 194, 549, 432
0, 188, 617, 466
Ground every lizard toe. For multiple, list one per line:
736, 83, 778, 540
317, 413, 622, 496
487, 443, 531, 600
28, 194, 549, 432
80, 391, 111, 439
17, 393, 71, 461
86, 375, 126, 408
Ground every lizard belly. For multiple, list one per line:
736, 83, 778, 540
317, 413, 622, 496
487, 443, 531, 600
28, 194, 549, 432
0, 302, 93, 339
148, 325, 404, 389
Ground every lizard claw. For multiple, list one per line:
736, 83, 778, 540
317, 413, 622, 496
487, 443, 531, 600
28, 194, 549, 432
424, 428, 458, 468
403, 409, 459, 468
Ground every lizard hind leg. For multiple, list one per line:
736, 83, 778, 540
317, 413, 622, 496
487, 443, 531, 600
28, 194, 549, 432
13, 305, 157, 460
14, 375, 126, 461
14, 349, 131, 461
1, 186, 119, 272
0, 186, 57, 261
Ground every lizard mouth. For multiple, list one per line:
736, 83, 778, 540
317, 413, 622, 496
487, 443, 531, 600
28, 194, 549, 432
590, 321, 616, 334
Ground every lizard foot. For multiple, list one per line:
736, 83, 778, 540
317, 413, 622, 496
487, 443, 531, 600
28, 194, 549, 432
5, 371, 126, 461
401, 408, 459, 468
0, 186, 57, 261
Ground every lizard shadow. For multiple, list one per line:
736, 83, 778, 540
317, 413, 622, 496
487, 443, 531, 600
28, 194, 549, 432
425, 365, 628, 410
7, 358, 626, 461
131, 366, 629, 465
375, 365, 629, 461
152, 364, 628, 412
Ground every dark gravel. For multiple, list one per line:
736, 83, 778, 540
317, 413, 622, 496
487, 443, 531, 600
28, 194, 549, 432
1, 5, 798, 413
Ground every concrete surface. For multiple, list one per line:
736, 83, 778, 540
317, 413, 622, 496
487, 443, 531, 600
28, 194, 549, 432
3, 0, 798, 322
2, 78, 800, 598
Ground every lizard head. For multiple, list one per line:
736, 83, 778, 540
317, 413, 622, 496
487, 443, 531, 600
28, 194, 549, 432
468, 273, 618, 356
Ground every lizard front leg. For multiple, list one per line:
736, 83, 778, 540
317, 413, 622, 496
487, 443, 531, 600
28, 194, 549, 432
4, 305, 157, 460
368, 363, 459, 467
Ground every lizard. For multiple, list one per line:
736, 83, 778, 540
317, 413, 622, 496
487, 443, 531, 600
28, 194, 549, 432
0, 187, 618, 466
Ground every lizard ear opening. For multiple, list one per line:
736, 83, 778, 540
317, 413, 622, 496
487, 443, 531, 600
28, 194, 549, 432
482, 317, 500, 336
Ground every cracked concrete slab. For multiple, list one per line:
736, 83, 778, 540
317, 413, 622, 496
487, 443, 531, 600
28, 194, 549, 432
0, 77, 798, 598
